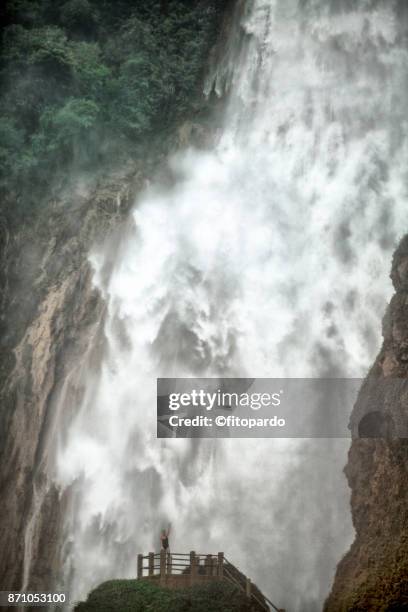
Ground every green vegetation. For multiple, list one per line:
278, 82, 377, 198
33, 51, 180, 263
0, 0, 226, 217
74, 579, 254, 612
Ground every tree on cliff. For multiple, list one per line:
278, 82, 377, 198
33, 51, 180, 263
0, 0, 229, 218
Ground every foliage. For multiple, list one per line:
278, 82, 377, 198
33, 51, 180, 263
59, 0, 96, 35
0, 0, 227, 215
74, 579, 253, 612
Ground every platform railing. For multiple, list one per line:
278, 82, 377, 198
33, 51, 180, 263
137, 551, 284, 612
137, 551, 223, 577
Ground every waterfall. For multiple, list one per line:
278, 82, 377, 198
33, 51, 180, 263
54, 1, 408, 610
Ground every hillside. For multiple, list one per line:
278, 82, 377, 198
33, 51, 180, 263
74, 579, 258, 612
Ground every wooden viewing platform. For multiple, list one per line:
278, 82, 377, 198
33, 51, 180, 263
137, 551, 284, 612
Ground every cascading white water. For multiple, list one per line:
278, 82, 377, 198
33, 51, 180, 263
54, 1, 407, 610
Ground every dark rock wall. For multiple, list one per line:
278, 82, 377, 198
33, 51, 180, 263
0, 166, 144, 591
325, 237, 408, 611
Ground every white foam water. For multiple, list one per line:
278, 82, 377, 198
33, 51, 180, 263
54, 1, 408, 610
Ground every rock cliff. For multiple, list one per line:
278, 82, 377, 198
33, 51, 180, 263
325, 236, 408, 611
0, 164, 146, 591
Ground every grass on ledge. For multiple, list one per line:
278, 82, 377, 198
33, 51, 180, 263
74, 578, 255, 612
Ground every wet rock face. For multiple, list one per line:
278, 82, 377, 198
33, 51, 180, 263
0, 265, 100, 591
0, 167, 142, 592
325, 237, 408, 611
